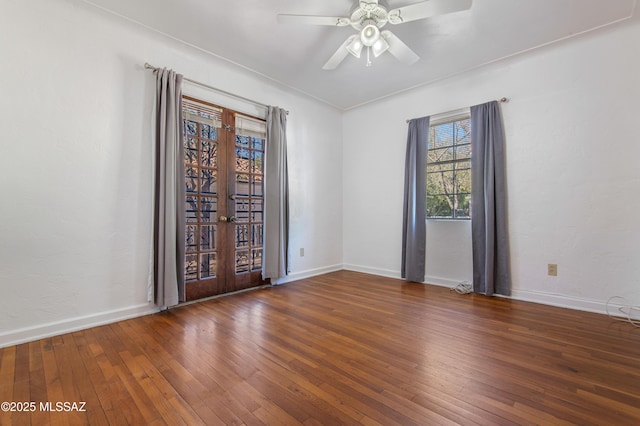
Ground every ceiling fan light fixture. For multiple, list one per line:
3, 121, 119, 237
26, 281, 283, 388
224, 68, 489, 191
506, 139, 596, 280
371, 37, 389, 57
346, 37, 364, 58
360, 23, 380, 47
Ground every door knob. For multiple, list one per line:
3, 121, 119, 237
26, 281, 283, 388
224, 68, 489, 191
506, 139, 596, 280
219, 216, 228, 222
229, 216, 237, 223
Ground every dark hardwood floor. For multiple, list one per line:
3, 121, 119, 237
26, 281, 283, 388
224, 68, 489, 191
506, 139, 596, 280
1, 270, 640, 425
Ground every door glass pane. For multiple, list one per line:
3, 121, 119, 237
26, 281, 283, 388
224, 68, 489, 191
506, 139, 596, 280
185, 254, 198, 281
251, 224, 263, 246
200, 253, 217, 279
235, 250, 249, 274
251, 176, 263, 196
236, 174, 250, 196
186, 196, 198, 222
251, 249, 262, 271
251, 199, 263, 222
200, 225, 216, 251
235, 198, 250, 223
186, 167, 198, 193
235, 147, 250, 173
236, 134, 250, 148
201, 140, 217, 168
185, 138, 198, 165
184, 120, 197, 136
251, 151, 264, 174
200, 196, 217, 223
235, 224, 249, 249
186, 225, 198, 253
201, 169, 217, 194
251, 138, 264, 151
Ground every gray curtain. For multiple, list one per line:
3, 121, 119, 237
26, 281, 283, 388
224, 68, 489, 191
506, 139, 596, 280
401, 116, 430, 282
263, 106, 289, 281
153, 68, 185, 306
470, 101, 510, 296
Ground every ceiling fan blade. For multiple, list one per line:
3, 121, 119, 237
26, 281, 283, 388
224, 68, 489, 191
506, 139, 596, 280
323, 35, 358, 70
388, 0, 472, 24
277, 14, 350, 26
381, 31, 419, 65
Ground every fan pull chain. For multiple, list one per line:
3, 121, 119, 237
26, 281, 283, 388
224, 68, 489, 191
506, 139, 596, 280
366, 47, 372, 67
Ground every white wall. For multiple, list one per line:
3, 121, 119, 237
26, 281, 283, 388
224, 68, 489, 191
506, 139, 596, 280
343, 17, 640, 313
0, 0, 343, 347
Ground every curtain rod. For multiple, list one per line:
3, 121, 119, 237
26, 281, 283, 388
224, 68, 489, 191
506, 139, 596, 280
144, 62, 289, 115
405, 97, 508, 123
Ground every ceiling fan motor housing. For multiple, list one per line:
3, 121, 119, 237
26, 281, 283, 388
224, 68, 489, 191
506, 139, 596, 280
349, 0, 390, 30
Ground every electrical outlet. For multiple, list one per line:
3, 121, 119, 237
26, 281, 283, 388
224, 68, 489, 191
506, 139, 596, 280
300, 248, 304, 257
547, 264, 558, 276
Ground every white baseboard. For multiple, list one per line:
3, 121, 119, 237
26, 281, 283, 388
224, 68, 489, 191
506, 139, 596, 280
343, 264, 635, 319
343, 264, 458, 289
343, 263, 402, 280
0, 303, 160, 349
274, 264, 344, 285
508, 289, 638, 319
424, 275, 465, 289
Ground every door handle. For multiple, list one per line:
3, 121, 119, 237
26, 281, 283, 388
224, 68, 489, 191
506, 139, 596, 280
219, 216, 228, 222
228, 216, 237, 223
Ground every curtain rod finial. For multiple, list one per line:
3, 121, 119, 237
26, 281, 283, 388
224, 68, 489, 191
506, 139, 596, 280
499, 97, 508, 103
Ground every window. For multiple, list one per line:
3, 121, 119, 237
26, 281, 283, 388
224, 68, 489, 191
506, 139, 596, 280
426, 114, 471, 219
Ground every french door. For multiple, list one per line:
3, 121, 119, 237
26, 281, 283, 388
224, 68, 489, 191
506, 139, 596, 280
182, 96, 268, 301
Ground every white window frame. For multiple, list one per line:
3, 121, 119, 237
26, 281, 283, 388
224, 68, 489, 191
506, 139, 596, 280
426, 108, 471, 220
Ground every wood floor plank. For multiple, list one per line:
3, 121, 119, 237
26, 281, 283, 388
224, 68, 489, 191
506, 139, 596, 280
9, 344, 30, 426
52, 334, 92, 425
28, 340, 51, 426
40, 338, 69, 426
0, 346, 16, 403
2, 270, 640, 425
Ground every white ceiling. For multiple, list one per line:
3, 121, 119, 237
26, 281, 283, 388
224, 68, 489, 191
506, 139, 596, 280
84, 0, 636, 110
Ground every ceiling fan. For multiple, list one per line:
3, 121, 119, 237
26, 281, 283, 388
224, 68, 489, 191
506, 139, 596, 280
278, 0, 472, 70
